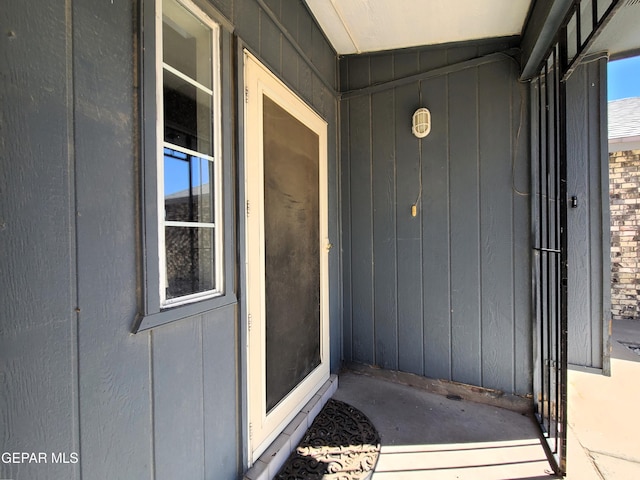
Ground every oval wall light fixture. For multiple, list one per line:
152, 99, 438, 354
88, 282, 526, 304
412, 107, 431, 138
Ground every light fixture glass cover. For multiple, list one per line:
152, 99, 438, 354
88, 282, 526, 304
412, 107, 431, 138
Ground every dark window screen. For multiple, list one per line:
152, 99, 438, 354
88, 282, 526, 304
263, 95, 320, 412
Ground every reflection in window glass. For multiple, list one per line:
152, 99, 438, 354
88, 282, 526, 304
164, 148, 214, 223
162, 0, 212, 89
165, 226, 215, 299
159, 0, 221, 305
163, 69, 213, 154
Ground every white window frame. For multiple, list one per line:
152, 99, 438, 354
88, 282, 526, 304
135, 0, 235, 332
156, 0, 224, 308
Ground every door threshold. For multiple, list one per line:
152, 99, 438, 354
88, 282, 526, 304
244, 375, 338, 480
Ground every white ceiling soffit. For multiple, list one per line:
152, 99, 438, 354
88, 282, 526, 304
305, 0, 533, 55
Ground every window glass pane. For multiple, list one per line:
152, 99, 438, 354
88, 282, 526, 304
164, 148, 214, 223
165, 226, 215, 299
158, 0, 221, 307
162, 0, 212, 89
164, 69, 213, 155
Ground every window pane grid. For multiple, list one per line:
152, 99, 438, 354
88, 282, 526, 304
162, 0, 212, 88
165, 221, 216, 228
164, 225, 215, 300
163, 142, 214, 161
163, 69, 213, 154
163, 290, 218, 306
163, 147, 215, 224
158, 0, 222, 307
163, 62, 213, 96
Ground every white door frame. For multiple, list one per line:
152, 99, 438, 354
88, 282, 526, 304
243, 51, 330, 463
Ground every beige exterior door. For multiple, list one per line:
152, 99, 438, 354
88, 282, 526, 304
244, 51, 330, 462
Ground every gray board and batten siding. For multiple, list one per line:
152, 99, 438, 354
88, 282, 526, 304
1, 0, 612, 477
339, 39, 534, 396
565, 57, 611, 373
1, 0, 339, 479
529, 55, 611, 375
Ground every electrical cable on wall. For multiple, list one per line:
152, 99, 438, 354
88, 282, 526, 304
412, 84, 425, 217
407, 52, 530, 212
512, 78, 529, 197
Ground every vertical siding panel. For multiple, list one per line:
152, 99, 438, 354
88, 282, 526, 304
587, 60, 605, 369
296, 1, 312, 59
348, 56, 372, 91
281, 39, 299, 92
328, 96, 342, 371
73, 0, 152, 477
421, 75, 452, 381
202, 307, 239, 479
370, 55, 393, 84
2, 328, 77, 480
598, 57, 611, 373
478, 61, 515, 392
153, 317, 205, 480
260, 12, 282, 75
567, 65, 591, 366
477, 38, 513, 56
372, 87, 398, 370
554, 58, 609, 372
341, 99, 353, 362
234, 0, 260, 53
339, 57, 349, 91
298, 60, 313, 105
279, 0, 297, 42
1, 1, 78, 479
514, 80, 532, 394
262, 0, 280, 17
294, 3, 315, 104
312, 75, 327, 117
446, 44, 479, 65
393, 51, 419, 79
349, 96, 375, 364
419, 48, 448, 73
449, 68, 481, 386
395, 83, 424, 375
312, 23, 336, 88
213, 0, 233, 20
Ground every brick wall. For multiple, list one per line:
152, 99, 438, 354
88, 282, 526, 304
609, 149, 640, 320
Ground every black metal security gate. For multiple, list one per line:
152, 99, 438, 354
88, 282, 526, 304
532, 44, 568, 476
531, 0, 622, 475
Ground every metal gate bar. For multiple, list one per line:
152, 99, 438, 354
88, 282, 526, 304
533, 47, 564, 473
561, 0, 625, 81
531, 0, 622, 476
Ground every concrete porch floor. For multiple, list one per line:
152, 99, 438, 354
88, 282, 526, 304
334, 371, 558, 479
331, 319, 640, 479
567, 319, 640, 479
